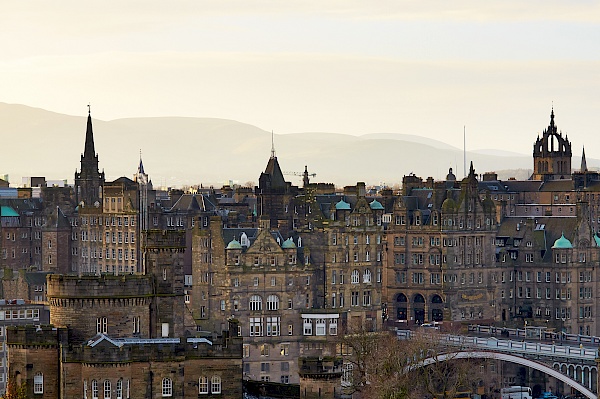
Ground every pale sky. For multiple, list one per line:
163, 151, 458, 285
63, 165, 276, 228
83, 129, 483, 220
1, 1, 599, 156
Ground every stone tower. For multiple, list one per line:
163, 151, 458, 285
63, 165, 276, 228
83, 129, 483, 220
532, 108, 572, 180
74, 107, 105, 208
143, 230, 186, 338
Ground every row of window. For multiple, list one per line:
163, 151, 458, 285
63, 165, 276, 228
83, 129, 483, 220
75, 247, 136, 261
331, 234, 382, 246
79, 215, 136, 227
330, 251, 382, 263
331, 269, 381, 285
85, 375, 217, 397
500, 286, 594, 301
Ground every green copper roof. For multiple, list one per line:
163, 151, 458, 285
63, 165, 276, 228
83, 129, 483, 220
335, 199, 351, 210
281, 238, 296, 249
369, 200, 384, 210
0, 206, 19, 217
552, 233, 573, 249
594, 234, 600, 248
226, 239, 242, 249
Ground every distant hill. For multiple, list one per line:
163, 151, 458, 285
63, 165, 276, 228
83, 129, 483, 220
0, 102, 591, 188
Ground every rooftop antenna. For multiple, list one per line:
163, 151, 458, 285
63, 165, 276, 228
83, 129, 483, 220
271, 130, 276, 158
463, 125, 466, 178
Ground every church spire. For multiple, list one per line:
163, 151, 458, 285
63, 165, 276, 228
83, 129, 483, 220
138, 149, 145, 175
83, 104, 96, 160
581, 146, 588, 172
550, 106, 555, 128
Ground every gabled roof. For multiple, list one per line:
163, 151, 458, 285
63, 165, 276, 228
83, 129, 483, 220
87, 333, 122, 348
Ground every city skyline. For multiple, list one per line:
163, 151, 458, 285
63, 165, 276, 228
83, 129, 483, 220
1, 1, 599, 157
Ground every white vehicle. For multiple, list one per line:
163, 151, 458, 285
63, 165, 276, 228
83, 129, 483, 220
501, 386, 533, 399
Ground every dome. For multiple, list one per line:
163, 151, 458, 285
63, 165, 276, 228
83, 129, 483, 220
281, 238, 296, 249
369, 200, 384, 210
226, 239, 242, 250
335, 199, 351, 210
446, 167, 456, 181
441, 197, 456, 213
552, 233, 573, 249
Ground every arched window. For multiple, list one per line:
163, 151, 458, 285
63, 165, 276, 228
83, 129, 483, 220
199, 376, 209, 394
84, 380, 88, 399
351, 270, 360, 284
249, 295, 262, 311
240, 232, 249, 247
116, 379, 123, 399
104, 380, 111, 399
162, 378, 172, 397
267, 294, 279, 311
34, 372, 44, 394
211, 376, 221, 394
92, 380, 99, 399
363, 269, 372, 283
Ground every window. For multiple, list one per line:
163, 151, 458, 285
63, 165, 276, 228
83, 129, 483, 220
250, 317, 263, 336
97, 317, 107, 334
92, 380, 99, 399
250, 295, 263, 311
261, 344, 270, 356
351, 270, 360, 284
104, 380, 112, 399
280, 343, 289, 356
316, 319, 326, 336
303, 319, 313, 335
211, 376, 221, 394
116, 379, 123, 399
162, 378, 172, 397
267, 295, 279, 311
363, 269, 372, 283
34, 372, 44, 394
133, 316, 140, 334
199, 377, 209, 394
266, 316, 280, 336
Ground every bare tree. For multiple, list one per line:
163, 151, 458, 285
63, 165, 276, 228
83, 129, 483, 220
339, 324, 496, 399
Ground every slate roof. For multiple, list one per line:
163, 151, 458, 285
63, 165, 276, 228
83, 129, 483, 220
539, 180, 575, 192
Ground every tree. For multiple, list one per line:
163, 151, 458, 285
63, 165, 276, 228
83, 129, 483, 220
339, 323, 498, 399
1, 379, 28, 399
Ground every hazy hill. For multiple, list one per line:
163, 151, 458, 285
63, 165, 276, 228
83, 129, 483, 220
0, 102, 589, 188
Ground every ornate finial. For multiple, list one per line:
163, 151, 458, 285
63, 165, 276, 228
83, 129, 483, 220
271, 130, 276, 158
87, 103, 91, 115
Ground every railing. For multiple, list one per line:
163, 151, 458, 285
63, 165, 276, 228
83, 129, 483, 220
397, 330, 598, 362
468, 324, 600, 345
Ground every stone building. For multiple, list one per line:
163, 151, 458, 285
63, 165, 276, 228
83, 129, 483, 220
386, 162, 497, 327
6, 230, 243, 399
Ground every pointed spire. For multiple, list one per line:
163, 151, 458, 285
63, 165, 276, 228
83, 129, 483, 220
83, 104, 96, 159
270, 130, 276, 159
581, 146, 588, 172
138, 149, 145, 175
550, 106, 555, 127
469, 161, 475, 177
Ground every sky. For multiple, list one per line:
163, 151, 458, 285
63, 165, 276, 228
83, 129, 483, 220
1, 1, 599, 156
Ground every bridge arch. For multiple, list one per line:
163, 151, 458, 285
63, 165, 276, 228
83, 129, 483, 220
418, 351, 595, 399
